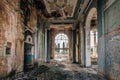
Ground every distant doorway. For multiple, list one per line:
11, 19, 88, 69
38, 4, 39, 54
90, 30, 98, 65
54, 33, 69, 62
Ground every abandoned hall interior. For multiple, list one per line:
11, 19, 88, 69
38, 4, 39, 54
0, 0, 120, 80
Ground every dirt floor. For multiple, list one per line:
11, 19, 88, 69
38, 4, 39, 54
2, 60, 106, 80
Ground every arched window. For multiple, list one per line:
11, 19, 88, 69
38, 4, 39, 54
55, 33, 68, 48
55, 33, 69, 54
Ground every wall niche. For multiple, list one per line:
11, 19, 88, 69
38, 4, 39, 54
5, 42, 12, 55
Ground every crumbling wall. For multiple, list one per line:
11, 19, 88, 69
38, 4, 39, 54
0, 0, 24, 77
0, 0, 38, 77
104, 0, 120, 79
20, 0, 38, 65
98, 0, 120, 79
20, 0, 37, 32
38, 23, 45, 64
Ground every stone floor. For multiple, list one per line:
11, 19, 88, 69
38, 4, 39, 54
2, 60, 107, 80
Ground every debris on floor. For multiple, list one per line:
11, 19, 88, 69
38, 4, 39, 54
1, 61, 106, 80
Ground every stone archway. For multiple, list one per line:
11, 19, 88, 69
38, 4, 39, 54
85, 8, 97, 67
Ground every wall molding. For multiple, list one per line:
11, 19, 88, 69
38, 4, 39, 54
104, 0, 116, 11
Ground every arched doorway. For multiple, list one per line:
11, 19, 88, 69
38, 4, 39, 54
54, 33, 69, 62
85, 8, 98, 67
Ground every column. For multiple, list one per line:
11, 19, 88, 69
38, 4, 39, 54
46, 29, 51, 63
81, 26, 85, 66
72, 30, 76, 63
85, 28, 91, 67
45, 29, 47, 62
37, 28, 40, 60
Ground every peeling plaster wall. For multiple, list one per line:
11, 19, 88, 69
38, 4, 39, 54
0, 0, 38, 77
20, 0, 38, 66
38, 23, 45, 64
20, 0, 37, 32
0, 0, 24, 77
27, 3, 37, 32
97, 0, 106, 76
98, 0, 120, 79
104, 0, 120, 79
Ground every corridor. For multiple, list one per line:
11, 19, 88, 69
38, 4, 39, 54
0, 0, 120, 80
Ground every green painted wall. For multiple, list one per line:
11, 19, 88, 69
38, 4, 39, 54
98, 0, 120, 79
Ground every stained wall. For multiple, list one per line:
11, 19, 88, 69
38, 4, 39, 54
98, 0, 120, 79
0, 0, 24, 77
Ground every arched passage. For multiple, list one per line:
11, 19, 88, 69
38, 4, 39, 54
54, 33, 69, 62
85, 7, 98, 67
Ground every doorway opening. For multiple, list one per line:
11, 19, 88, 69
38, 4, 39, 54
90, 30, 98, 65
54, 33, 69, 62
85, 8, 98, 67
90, 9, 98, 65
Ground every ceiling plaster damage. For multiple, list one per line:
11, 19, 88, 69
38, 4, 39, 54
43, 0, 77, 18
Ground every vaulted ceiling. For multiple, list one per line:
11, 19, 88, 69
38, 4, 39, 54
44, 0, 78, 18
44, 0, 82, 19
35, 0, 82, 20
44, 0, 83, 30
33, 0, 86, 29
